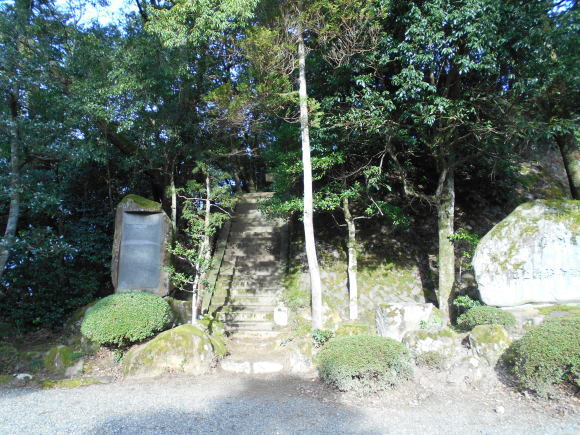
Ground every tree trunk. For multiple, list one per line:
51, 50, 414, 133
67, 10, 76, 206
170, 168, 177, 233
298, 25, 323, 330
436, 159, 455, 323
0, 89, 21, 281
555, 133, 579, 199
342, 196, 358, 320
191, 173, 213, 324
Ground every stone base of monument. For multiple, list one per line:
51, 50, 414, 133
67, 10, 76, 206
500, 303, 580, 338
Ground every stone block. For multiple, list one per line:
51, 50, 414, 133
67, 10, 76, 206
468, 324, 512, 367
376, 302, 443, 342
111, 194, 172, 297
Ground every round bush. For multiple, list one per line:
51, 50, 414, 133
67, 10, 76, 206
509, 317, 579, 395
317, 335, 413, 392
457, 306, 516, 331
80, 292, 172, 347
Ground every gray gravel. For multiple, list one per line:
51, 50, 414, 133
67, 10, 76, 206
1, 374, 578, 434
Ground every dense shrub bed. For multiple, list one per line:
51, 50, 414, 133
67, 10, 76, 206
81, 292, 172, 347
457, 306, 516, 331
509, 317, 579, 395
317, 335, 413, 393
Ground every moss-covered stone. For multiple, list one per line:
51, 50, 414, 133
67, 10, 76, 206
468, 324, 512, 366
335, 323, 374, 337
122, 324, 223, 377
402, 328, 459, 358
0, 375, 11, 385
119, 194, 161, 211
537, 304, 580, 317
41, 378, 104, 389
43, 345, 76, 374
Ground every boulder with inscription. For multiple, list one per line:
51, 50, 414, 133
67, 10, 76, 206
111, 194, 172, 297
473, 200, 580, 307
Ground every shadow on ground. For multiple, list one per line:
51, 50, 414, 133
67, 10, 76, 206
86, 374, 380, 435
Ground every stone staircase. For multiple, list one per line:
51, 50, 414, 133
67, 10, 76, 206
208, 192, 288, 348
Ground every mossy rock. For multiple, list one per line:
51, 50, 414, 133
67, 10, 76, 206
0, 375, 11, 385
41, 378, 104, 389
119, 194, 161, 211
335, 323, 374, 337
537, 304, 580, 317
165, 297, 191, 325
63, 301, 97, 335
468, 325, 512, 366
122, 324, 225, 377
402, 328, 459, 358
43, 345, 76, 374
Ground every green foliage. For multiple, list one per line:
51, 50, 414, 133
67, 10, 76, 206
453, 295, 483, 316
0, 344, 19, 375
80, 292, 172, 348
317, 335, 413, 392
457, 306, 516, 331
508, 317, 580, 395
449, 229, 480, 260
312, 329, 335, 347
453, 295, 482, 310
167, 164, 236, 296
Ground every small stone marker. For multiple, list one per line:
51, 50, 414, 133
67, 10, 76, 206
111, 195, 172, 297
274, 305, 288, 326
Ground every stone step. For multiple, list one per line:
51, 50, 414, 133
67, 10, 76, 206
232, 275, 282, 286
224, 329, 282, 341
218, 309, 274, 323
215, 290, 281, 300
224, 320, 275, 332
210, 294, 278, 307
220, 358, 284, 375
225, 247, 277, 257
229, 225, 278, 233
223, 253, 277, 263
228, 235, 277, 244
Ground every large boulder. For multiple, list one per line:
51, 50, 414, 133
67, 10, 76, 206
376, 303, 443, 341
122, 324, 225, 378
473, 200, 580, 307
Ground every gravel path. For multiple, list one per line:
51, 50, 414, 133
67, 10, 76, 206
1, 374, 578, 434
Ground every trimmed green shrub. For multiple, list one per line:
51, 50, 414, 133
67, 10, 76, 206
317, 335, 413, 392
457, 306, 516, 331
509, 317, 579, 395
80, 292, 172, 347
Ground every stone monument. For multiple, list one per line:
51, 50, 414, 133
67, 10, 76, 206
473, 199, 580, 306
111, 194, 172, 297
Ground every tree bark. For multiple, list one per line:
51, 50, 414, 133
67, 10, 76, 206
298, 25, 323, 330
170, 168, 177, 233
191, 172, 212, 323
436, 158, 455, 323
555, 133, 579, 200
0, 90, 21, 281
342, 196, 358, 320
